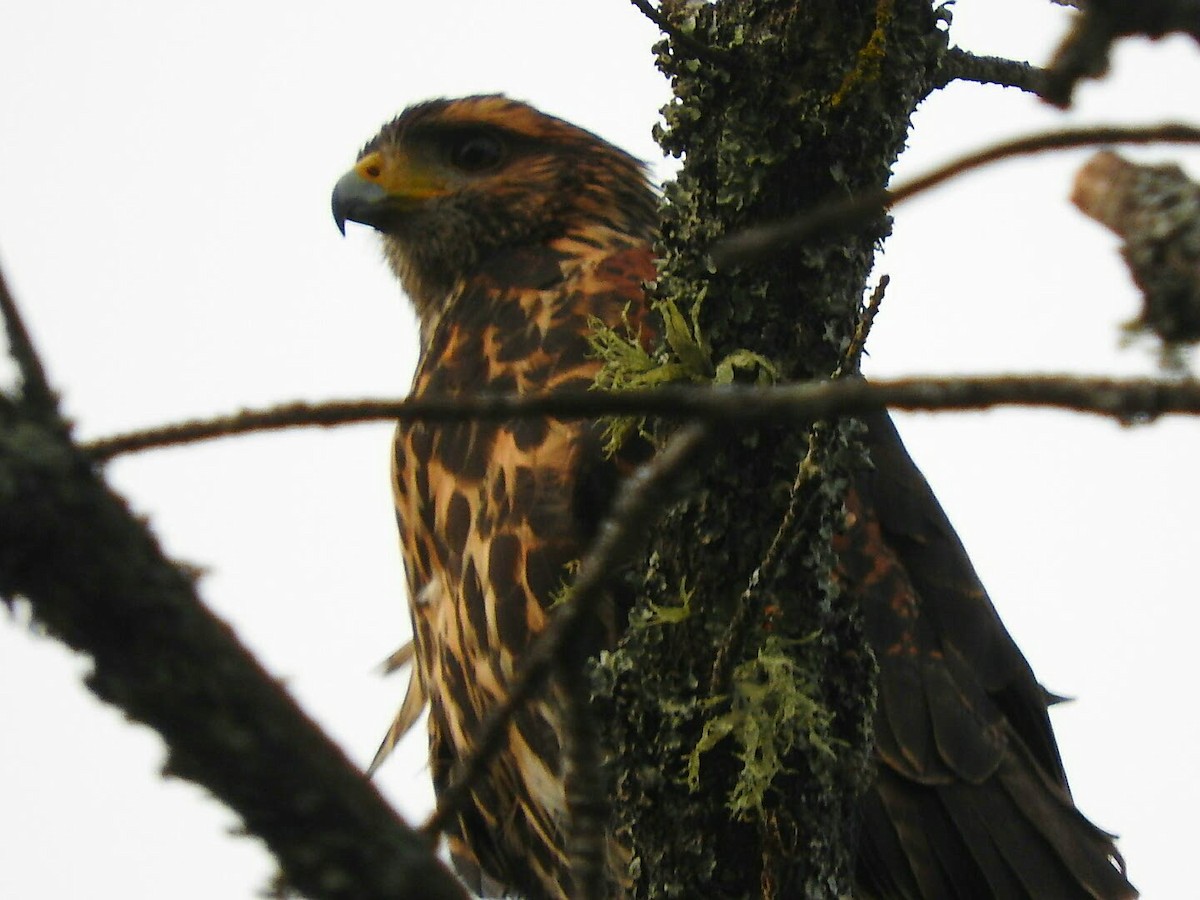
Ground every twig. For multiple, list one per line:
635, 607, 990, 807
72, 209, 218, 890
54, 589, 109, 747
934, 47, 1048, 94
838, 275, 888, 379
84, 374, 1200, 462
711, 123, 1200, 268
628, 0, 731, 66
86, 399, 407, 458
0, 268, 56, 415
423, 422, 709, 838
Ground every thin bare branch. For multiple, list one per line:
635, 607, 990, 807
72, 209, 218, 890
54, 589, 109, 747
0, 271, 463, 899
85, 400, 401, 458
423, 422, 709, 838
934, 47, 1048, 94
84, 374, 1200, 462
838, 275, 888, 379
711, 123, 1200, 267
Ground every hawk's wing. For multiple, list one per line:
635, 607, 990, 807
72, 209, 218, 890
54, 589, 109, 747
845, 410, 1134, 899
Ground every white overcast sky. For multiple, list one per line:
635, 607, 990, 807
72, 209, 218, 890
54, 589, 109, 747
1, 2, 1198, 897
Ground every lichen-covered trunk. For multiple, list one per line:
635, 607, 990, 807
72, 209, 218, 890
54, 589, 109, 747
598, 2, 945, 896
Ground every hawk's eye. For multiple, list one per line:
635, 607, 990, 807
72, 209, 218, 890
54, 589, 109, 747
447, 132, 506, 173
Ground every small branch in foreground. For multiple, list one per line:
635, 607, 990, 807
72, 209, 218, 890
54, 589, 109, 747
85, 374, 1200, 461
423, 422, 709, 838
710, 123, 1200, 268
838, 275, 888, 380
934, 47, 1048, 95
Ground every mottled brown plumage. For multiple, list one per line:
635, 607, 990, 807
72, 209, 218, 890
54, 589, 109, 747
334, 96, 654, 898
333, 95, 1135, 899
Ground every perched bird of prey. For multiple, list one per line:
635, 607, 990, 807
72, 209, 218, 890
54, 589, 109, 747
332, 96, 1135, 900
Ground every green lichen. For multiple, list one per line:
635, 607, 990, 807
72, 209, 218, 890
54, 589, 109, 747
686, 633, 842, 820
588, 294, 780, 454
714, 349, 780, 386
587, 300, 702, 455
548, 559, 581, 609
654, 294, 714, 379
830, 0, 896, 107
640, 577, 696, 626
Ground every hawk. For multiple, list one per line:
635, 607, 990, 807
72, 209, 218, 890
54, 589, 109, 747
331, 95, 1136, 899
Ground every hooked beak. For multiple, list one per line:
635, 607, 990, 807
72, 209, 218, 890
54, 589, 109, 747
331, 150, 448, 235
331, 169, 389, 236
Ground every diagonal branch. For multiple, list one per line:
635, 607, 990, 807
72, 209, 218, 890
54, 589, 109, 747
0, 281, 465, 900
711, 123, 1200, 267
423, 422, 710, 838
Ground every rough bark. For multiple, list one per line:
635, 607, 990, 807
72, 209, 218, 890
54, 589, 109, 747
600, 2, 946, 897
0, 340, 465, 900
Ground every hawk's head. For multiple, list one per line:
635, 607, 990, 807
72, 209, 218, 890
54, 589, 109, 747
332, 95, 656, 320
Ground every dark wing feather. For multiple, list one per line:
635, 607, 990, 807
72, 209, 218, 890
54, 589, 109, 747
845, 410, 1136, 899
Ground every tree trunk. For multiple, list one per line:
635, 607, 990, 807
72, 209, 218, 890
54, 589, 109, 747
601, 2, 946, 896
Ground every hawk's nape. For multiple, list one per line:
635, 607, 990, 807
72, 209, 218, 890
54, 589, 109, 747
332, 95, 1135, 900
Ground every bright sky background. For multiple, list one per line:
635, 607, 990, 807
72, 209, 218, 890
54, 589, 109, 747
1, 2, 1197, 897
